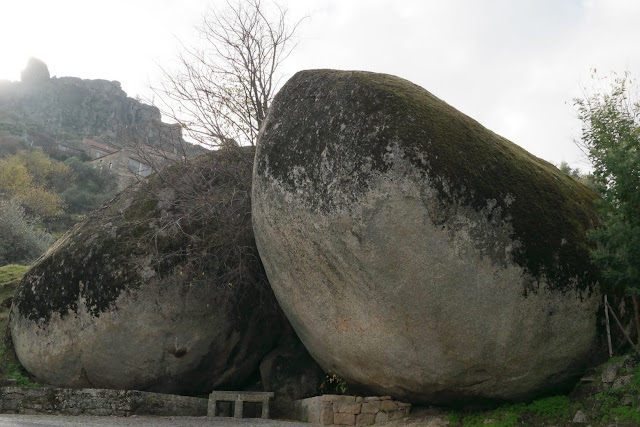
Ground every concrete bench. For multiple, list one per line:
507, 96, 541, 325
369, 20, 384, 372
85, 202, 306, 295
207, 391, 274, 419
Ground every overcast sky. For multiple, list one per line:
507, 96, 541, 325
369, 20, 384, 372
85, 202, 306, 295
2, 0, 639, 170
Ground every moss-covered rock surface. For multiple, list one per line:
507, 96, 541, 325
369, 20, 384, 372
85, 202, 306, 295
9, 148, 285, 394
253, 70, 604, 404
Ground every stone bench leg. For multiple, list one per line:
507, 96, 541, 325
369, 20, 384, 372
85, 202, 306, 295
234, 400, 244, 418
209, 399, 217, 418
261, 398, 270, 419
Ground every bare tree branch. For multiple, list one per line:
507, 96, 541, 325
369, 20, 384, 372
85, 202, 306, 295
118, 2, 305, 297
151, 0, 304, 149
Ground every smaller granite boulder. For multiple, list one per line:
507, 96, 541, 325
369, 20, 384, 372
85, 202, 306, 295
10, 148, 285, 395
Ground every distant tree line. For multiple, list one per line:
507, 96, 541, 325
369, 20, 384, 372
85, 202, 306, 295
557, 161, 596, 191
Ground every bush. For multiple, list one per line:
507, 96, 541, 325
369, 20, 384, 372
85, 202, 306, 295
0, 133, 26, 158
62, 157, 117, 214
447, 395, 575, 426
0, 150, 70, 218
0, 199, 54, 265
0, 264, 28, 283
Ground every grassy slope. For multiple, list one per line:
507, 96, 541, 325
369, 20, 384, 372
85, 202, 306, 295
0, 265, 28, 322
0, 264, 39, 386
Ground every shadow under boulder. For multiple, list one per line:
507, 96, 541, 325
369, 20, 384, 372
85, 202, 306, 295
260, 324, 325, 418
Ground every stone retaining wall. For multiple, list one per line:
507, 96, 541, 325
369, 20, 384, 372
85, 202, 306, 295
295, 395, 411, 425
0, 387, 207, 416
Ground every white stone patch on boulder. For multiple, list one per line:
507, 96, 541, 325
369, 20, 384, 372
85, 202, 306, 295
601, 361, 623, 383
572, 409, 588, 424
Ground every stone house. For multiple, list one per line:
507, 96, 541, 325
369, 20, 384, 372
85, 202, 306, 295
84, 138, 179, 191
83, 138, 119, 160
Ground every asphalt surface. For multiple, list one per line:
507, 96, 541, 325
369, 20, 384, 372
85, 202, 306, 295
0, 415, 315, 427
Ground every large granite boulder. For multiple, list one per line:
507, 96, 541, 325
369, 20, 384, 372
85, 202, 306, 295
10, 148, 284, 394
252, 70, 603, 404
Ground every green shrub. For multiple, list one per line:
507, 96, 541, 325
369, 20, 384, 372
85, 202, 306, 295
0, 199, 54, 265
0, 264, 28, 286
0, 340, 39, 387
452, 403, 525, 427
448, 396, 574, 426
318, 371, 349, 395
62, 156, 117, 214
606, 405, 640, 423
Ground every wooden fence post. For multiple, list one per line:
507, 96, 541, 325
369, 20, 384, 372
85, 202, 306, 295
604, 295, 613, 358
605, 298, 640, 356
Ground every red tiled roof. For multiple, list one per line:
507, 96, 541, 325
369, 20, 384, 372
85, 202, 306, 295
83, 138, 119, 154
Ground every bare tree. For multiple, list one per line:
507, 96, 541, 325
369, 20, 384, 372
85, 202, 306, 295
110, 1, 305, 305
152, 0, 304, 149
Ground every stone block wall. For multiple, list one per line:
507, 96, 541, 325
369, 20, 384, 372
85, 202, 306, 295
295, 395, 410, 425
0, 387, 207, 416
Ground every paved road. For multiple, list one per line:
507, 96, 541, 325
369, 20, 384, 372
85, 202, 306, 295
0, 415, 315, 427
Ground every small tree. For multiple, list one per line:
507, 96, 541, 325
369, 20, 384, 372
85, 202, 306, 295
0, 199, 54, 266
0, 149, 72, 219
61, 157, 118, 214
557, 161, 597, 191
152, 0, 304, 149
127, 0, 305, 292
575, 71, 640, 342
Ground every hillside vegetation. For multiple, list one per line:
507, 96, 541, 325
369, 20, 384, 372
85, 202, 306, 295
0, 147, 118, 266
0, 265, 38, 387
0, 59, 204, 269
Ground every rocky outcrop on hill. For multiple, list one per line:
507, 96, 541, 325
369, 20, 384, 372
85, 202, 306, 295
20, 58, 50, 83
0, 59, 196, 154
9, 148, 284, 394
252, 70, 603, 403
